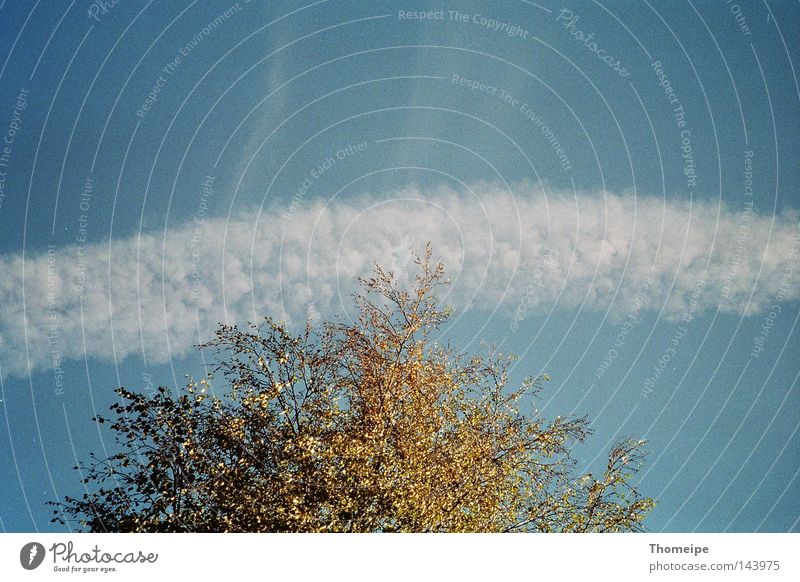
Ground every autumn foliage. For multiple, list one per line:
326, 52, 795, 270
53, 247, 655, 532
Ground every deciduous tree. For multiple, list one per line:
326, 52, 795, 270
52, 246, 655, 532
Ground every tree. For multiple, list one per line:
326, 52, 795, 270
51, 246, 655, 532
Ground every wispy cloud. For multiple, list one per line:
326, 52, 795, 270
1, 184, 799, 378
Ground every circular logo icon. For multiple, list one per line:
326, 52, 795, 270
20, 542, 46, 570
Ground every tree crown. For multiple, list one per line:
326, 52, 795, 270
52, 245, 654, 532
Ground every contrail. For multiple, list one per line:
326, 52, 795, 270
1, 184, 798, 378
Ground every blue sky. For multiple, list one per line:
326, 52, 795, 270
0, 0, 798, 532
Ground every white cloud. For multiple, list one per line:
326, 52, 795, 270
1, 184, 799, 378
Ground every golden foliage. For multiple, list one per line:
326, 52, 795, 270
52, 245, 654, 532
